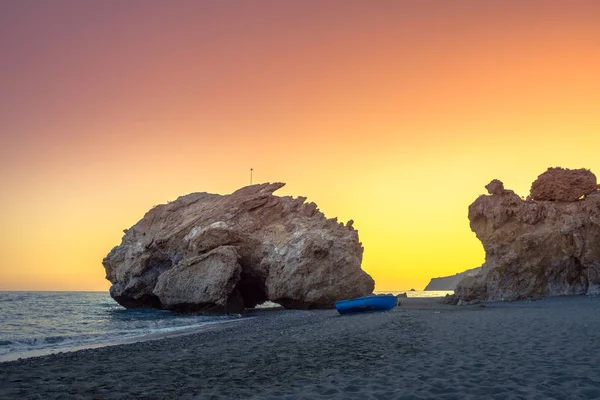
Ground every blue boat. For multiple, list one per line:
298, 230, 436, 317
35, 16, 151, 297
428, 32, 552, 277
334, 295, 397, 315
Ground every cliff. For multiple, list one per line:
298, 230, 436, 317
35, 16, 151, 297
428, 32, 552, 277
424, 267, 481, 291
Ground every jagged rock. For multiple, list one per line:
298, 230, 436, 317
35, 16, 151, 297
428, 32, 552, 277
530, 167, 597, 202
103, 183, 374, 312
424, 267, 481, 291
455, 168, 600, 302
485, 179, 506, 195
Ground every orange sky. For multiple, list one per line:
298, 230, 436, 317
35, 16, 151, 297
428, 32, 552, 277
1, 1, 600, 291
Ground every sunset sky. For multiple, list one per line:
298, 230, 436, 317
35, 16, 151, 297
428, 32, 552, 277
1, 1, 600, 292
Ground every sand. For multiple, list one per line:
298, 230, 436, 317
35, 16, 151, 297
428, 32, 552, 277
1, 296, 600, 399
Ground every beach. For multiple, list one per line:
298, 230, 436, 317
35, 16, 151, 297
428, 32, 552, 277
2, 296, 600, 399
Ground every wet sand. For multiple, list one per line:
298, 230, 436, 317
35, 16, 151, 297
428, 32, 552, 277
2, 296, 600, 399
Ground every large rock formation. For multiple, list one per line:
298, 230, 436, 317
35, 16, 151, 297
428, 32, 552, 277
424, 267, 481, 291
103, 183, 374, 313
455, 167, 600, 303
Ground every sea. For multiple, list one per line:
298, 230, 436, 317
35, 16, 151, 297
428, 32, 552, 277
0, 290, 452, 362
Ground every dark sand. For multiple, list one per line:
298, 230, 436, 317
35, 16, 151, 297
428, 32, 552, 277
2, 296, 600, 399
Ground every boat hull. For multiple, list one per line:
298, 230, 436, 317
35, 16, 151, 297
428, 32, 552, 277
334, 295, 397, 315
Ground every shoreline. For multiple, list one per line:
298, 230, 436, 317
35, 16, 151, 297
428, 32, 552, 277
0, 297, 451, 363
0, 318, 250, 363
0, 297, 449, 364
2, 296, 600, 399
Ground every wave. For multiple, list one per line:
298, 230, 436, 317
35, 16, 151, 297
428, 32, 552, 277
0, 318, 242, 359
0, 292, 246, 361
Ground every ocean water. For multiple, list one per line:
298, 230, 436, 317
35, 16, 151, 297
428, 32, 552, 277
0, 292, 242, 362
0, 290, 453, 361
377, 290, 454, 298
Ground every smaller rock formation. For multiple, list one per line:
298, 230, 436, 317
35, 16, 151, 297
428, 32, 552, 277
530, 167, 596, 202
424, 267, 481, 291
455, 167, 600, 303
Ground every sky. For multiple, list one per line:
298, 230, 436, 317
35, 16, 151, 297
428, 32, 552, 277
1, 1, 600, 292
